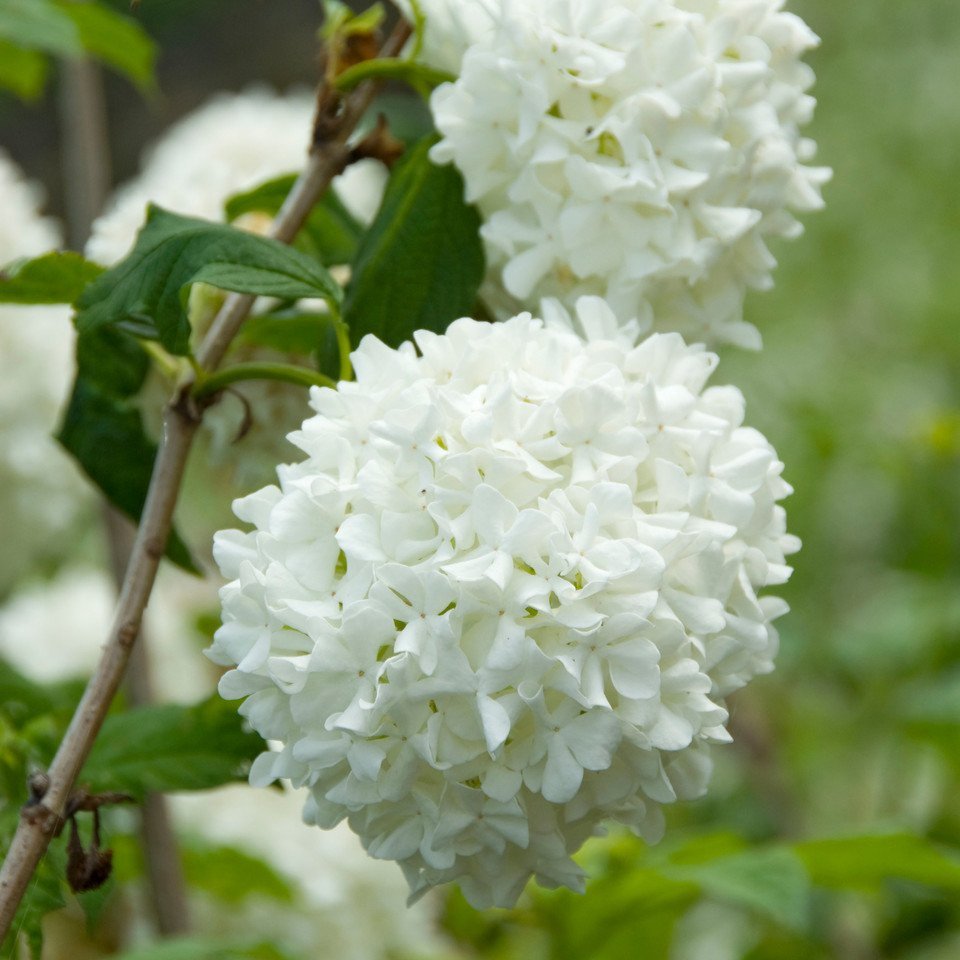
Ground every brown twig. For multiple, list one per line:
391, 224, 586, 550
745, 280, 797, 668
0, 18, 412, 941
58, 58, 111, 251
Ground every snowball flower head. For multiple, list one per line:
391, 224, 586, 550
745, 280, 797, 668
211, 298, 797, 908
429, 0, 830, 348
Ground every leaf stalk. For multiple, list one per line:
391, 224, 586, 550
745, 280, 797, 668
193, 361, 337, 399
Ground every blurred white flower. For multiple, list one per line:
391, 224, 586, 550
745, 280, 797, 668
0, 565, 213, 703
0, 149, 60, 260
427, 0, 830, 348
87, 86, 386, 265
172, 785, 447, 959
0, 150, 93, 598
0, 568, 112, 683
211, 297, 797, 908
87, 88, 312, 265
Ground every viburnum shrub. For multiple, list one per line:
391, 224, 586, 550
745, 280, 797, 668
0, 0, 827, 939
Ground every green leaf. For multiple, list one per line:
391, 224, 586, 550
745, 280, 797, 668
76, 206, 342, 355
192, 261, 331, 305
111, 937, 295, 960
523, 832, 810, 957
81, 696, 262, 797
0, 0, 80, 57
0, 658, 83, 722
0, 709, 65, 799
364, 92, 434, 147
527, 870, 696, 960
224, 174, 364, 266
0, 0, 155, 94
57, 373, 197, 572
0, 250, 105, 304
236, 308, 334, 356
894, 669, 960, 726
0, 816, 66, 960
58, 323, 197, 572
667, 847, 811, 932
0, 39, 47, 99
76, 326, 150, 398
344, 135, 484, 348
224, 174, 296, 221
55, 0, 157, 93
833, 573, 960, 680
578, 909, 679, 960
181, 841, 296, 906
795, 834, 960, 892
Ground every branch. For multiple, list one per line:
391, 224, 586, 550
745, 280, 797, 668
58, 58, 111, 250
61, 48, 193, 937
0, 18, 412, 941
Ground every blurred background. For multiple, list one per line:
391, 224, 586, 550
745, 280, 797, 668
1, 0, 959, 957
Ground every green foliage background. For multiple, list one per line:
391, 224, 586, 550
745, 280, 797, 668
696, 0, 960, 954
1, 0, 959, 957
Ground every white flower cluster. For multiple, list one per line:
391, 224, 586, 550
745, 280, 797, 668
429, 0, 830, 347
0, 150, 92, 597
211, 299, 796, 907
